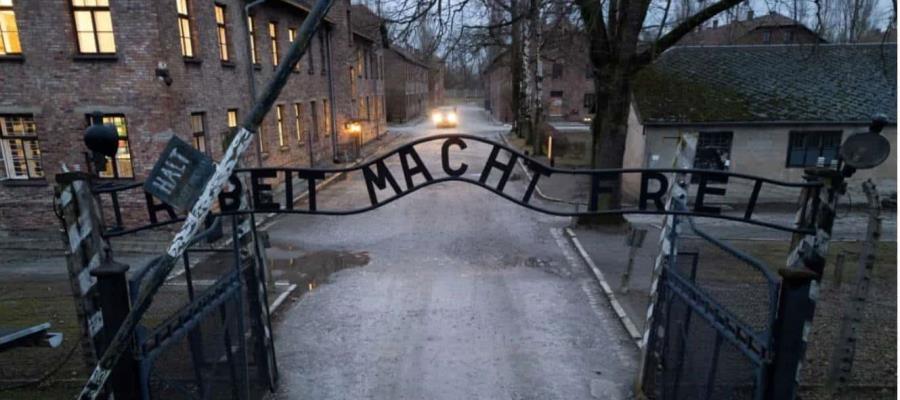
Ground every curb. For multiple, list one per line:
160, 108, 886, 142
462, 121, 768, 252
269, 283, 298, 314
565, 227, 643, 347
498, 133, 587, 208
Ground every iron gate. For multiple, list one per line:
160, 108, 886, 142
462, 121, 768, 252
61, 124, 883, 399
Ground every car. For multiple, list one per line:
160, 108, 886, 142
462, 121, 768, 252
431, 107, 458, 128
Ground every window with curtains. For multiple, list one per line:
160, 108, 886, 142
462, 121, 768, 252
0, 115, 44, 180
0, 0, 21, 56
176, 0, 194, 58
214, 4, 229, 62
72, 0, 116, 54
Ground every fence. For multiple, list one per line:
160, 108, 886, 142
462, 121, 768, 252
56, 174, 277, 400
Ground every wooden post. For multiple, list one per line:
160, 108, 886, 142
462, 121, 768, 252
55, 172, 112, 368
826, 180, 882, 395
832, 251, 847, 289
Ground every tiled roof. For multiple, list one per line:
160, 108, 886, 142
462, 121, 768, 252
632, 44, 897, 125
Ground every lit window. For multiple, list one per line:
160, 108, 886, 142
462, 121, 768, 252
227, 109, 238, 128
90, 114, 133, 179
275, 105, 285, 147
248, 16, 258, 64
288, 28, 299, 72
0, 0, 21, 56
0, 115, 43, 180
322, 99, 330, 135
72, 0, 116, 54
293, 103, 302, 143
215, 4, 229, 62
176, 0, 194, 58
191, 112, 206, 153
269, 22, 278, 66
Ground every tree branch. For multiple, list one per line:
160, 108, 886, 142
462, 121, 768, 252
635, 0, 745, 65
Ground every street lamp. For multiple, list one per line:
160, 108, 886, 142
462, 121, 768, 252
83, 112, 119, 174
840, 114, 891, 171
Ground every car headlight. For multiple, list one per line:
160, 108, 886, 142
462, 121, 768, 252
432, 112, 443, 123
447, 112, 457, 123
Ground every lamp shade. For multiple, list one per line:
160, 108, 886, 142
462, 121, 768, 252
84, 123, 119, 159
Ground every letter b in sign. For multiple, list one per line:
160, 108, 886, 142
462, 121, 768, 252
144, 136, 215, 211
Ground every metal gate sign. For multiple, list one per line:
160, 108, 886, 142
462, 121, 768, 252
144, 136, 215, 211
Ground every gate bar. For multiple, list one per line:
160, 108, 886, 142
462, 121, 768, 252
77, 1, 336, 397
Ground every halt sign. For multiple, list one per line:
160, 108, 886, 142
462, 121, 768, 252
144, 136, 215, 211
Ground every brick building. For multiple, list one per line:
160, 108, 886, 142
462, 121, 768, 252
384, 47, 430, 123
678, 11, 825, 46
483, 40, 595, 124
349, 4, 387, 146
0, 0, 384, 234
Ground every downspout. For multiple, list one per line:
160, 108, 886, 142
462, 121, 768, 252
326, 28, 339, 163
244, 0, 266, 167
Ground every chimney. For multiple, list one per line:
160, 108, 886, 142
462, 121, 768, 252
747, 10, 754, 20
713, 19, 719, 28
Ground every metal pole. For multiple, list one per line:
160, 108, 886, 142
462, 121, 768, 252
77, 1, 336, 398
826, 180, 882, 395
765, 168, 840, 400
90, 261, 141, 400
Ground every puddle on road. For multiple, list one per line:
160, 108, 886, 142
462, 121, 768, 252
268, 249, 369, 297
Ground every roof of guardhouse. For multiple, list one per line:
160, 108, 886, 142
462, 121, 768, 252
632, 43, 897, 126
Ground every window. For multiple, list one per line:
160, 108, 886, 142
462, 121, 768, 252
275, 105, 285, 147
0, 0, 21, 56
762, 30, 772, 44
310, 100, 318, 142
288, 28, 298, 71
227, 109, 238, 128
583, 93, 596, 112
72, 0, 116, 54
190, 112, 206, 153
176, 0, 193, 58
365, 96, 371, 120
248, 16, 259, 65
307, 34, 315, 74
692, 132, 733, 182
91, 114, 133, 179
268, 22, 278, 66
318, 30, 327, 75
215, 4, 229, 62
787, 131, 842, 167
258, 123, 268, 153
0, 115, 43, 180
551, 63, 563, 79
322, 99, 330, 135
293, 103, 303, 143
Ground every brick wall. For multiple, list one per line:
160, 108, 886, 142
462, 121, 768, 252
0, 0, 383, 234
383, 48, 430, 123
